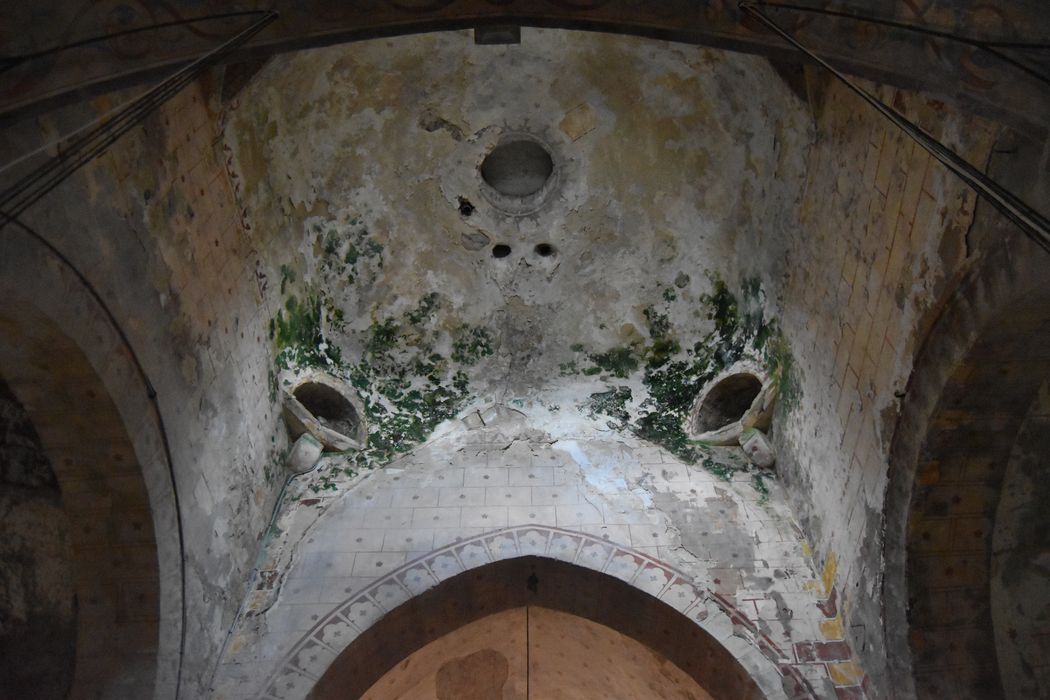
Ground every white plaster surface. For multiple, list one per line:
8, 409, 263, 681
212, 410, 845, 698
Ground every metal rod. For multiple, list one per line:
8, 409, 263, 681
739, 1, 1050, 255
0, 11, 279, 698
1, 10, 275, 72
745, 1, 1050, 87
0, 11, 278, 225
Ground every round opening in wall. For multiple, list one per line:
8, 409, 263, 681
492, 244, 512, 258
534, 243, 555, 257
293, 382, 360, 439
480, 139, 554, 197
692, 373, 763, 433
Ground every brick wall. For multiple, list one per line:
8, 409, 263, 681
101, 78, 289, 695
904, 295, 1050, 697
0, 380, 76, 699
1, 74, 289, 697
0, 315, 161, 698
992, 379, 1050, 698
774, 71, 997, 692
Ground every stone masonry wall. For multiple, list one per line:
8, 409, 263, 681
992, 379, 1050, 699
773, 70, 996, 693
0, 380, 75, 700
96, 77, 290, 696
1, 72, 289, 696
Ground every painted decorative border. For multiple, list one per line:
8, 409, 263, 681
256, 525, 813, 699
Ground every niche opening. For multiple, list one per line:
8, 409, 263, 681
282, 372, 367, 452
293, 382, 360, 439
693, 373, 763, 434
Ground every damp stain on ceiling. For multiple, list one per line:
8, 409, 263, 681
223, 28, 813, 465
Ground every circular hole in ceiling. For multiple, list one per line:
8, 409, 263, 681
534, 243, 555, 257
293, 382, 360, 438
492, 244, 512, 258
693, 373, 763, 433
480, 139, 554, 197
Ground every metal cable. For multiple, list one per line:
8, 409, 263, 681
745, 1, 1050, 87
0, 11, 278, 222
0, 11, 279, 698
0, 10, 275, 73
739, 1, 1050, 255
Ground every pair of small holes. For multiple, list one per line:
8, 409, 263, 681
490, 243, 556, 259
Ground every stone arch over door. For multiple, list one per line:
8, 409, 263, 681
259, 525, 810, 700
0, 233, 183, 699
881, 237, 1050, 698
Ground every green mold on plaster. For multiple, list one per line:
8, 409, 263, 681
272, 295, 342, 369
366, 318, 400, 357
558, 360, 579, 376
751, 471, 770, 504
642, 306, 680, 368
270, 284, 486, 474
644, 305, 673, 340
587, 386, 632, 428
267, 369, 279, 404
323, 299, 346, 332
451, 326, 495, 365
308, 465, 356, 494
405, 292, 440, 325
576, 273, 801, 492
701, 455, 735, 481
587, 346, 641, 378
323, 229, 340, 257
308, 215, 385, 287
279, 264, 296, 295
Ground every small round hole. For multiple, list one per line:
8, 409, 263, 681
534, 243, 555, 257
457, 197, 475, 217
492, 244, 512, 258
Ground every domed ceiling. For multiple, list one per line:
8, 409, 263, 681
224, 28, 811, 469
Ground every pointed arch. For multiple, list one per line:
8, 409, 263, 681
259, 526, 809, 699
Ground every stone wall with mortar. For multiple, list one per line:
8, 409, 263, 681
992, 378, 1050, 699
0, 73, 289, 696
0, 300, 170, 698
0, 380, 75, 699
772, 70, 997, 694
